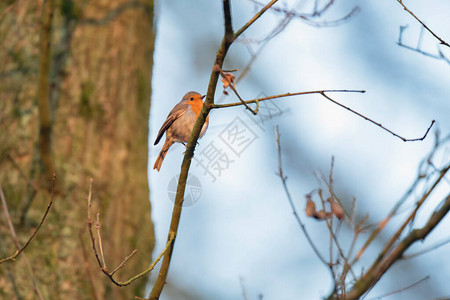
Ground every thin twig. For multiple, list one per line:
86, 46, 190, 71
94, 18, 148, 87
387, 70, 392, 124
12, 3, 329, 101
317, 169, 357, 282
366, 275, 430, 300
79, 232, 101, 300
397, 25, 449, 65
274, 126, 328, 267
362, 164, 450, 275
346, 193, 450, 299
149, 1, 278, 298
234, 0, 279, 41
215, 88, 435, 143
319, 92, 435, 142
111, 249, 138, 276
353, 135, 445, 263
87, 179, 174, 287
214, 64, 258, 115
0, 175, 54, 300
396, 0, 450, 48
341, 229, 360, 283
0, 174, 56, 264
249, 0, 359, 28
239, 3, 295, 45
319, 170, 351, 220
95, 213, 107, 270
402, 237, 450, 260
222, 68, 239, 72
210, 89, 365, 109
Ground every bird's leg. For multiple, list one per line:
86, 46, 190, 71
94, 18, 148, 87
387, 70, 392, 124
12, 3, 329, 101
181, 142, 199, 154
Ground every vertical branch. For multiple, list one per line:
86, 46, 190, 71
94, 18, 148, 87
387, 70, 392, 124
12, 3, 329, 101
37, 0, 56, 181
148, 1, 235, 298
148, 1, 278, 299
223, 0, 234, 47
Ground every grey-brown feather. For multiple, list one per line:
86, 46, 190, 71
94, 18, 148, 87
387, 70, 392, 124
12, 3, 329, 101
154, 102, 188, 145
153, 91, 203, 145
166, 108, 208, 143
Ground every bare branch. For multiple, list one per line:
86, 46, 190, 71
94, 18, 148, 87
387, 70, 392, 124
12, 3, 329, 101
149, 2, 279, 298
210, 89, 365, 109
397, 25, 450, 66
346, 193, 450, 299
248, 0, 360, 29
212, 89, 434, 142
95, 213, 107, 270
361, 164, 450, 275
214, 64, 258, 115
319, 92, 435, 142
395, 0, 450, 48
0, 175, 55, 299
111, 249, 138, 276
87, 179, 174, 287
366, 275, 430, 300
0, 174, 56, 264
353, 134, 447, 264
274, 126, 330, 268
402, 237, 450, 260
234, 0, 279, 41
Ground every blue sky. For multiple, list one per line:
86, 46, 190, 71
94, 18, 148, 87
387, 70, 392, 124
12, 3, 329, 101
148, 1, 450, 299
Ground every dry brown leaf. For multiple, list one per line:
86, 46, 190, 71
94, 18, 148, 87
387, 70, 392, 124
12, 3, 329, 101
305, 198, 317, 217
328, 198, 345, 220
221, 73, 235, 94
314, 210, 330, 220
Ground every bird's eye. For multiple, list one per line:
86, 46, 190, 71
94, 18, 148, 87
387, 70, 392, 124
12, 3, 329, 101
189, 97, 194, 101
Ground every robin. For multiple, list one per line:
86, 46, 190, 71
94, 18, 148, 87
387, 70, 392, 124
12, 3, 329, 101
153, 91, 209, 171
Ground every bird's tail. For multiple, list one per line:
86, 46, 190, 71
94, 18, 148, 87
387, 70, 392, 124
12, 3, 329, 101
153, 139, 173, 171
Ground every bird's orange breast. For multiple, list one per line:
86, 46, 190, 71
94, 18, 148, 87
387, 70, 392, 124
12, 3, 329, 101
189, 99, 204, 116
188, 99, 209, 126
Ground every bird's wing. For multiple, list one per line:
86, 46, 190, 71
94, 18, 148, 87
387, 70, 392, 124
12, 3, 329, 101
154, 102, 188, 145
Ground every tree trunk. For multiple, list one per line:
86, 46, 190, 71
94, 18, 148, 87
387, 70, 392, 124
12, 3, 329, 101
0, 0, 156, 299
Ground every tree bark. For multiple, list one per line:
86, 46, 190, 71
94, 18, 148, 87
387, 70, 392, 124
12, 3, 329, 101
0, 0, 156, 299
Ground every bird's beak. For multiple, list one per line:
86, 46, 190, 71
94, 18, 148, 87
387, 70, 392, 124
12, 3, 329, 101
201, 95, 206, 99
